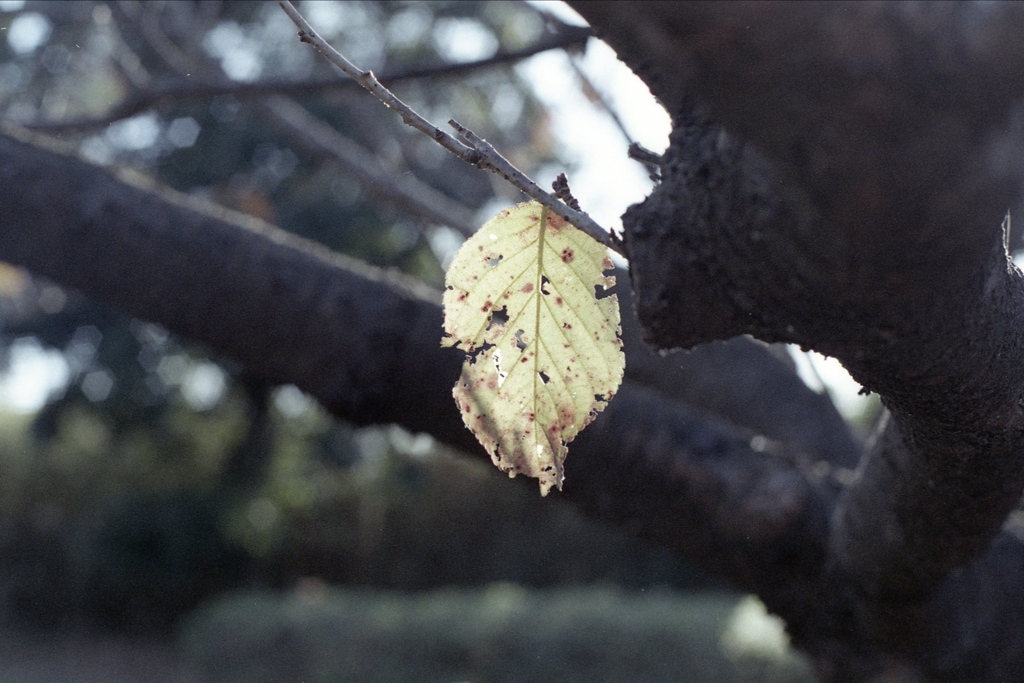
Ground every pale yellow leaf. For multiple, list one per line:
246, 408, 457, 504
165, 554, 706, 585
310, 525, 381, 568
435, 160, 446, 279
442, 201, 624, 495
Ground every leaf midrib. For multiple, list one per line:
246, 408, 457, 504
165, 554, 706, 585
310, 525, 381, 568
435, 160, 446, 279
532, 205, 547, 453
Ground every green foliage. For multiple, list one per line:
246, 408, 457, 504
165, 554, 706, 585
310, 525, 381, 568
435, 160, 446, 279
180, 585, 818, 683
443, 202, 624, 495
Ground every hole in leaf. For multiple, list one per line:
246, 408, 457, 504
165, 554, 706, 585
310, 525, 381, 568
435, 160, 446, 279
487, 254, 503, 268
514, 329, 527, 351
538, 370, 550, 384
466, 341, 495, 363
594, 283, 614, 300
541, 275, 551, 295
487, 306, 509, 329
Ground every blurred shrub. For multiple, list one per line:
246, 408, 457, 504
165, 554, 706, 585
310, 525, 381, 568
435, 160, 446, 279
180, 585, 818, 683
83, 491, 245, 632
0, 393, 250, 632
0, 393, 705, 633
258, 427, 706, 591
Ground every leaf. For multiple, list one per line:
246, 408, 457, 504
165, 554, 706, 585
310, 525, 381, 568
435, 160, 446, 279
442, 201, 624, 495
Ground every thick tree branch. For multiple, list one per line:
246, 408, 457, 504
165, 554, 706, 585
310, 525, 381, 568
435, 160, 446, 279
5, 116, 1024, 678
616, 301, 862, 470
0, 122, 829, 572
572, 2, 1024, 677
0, 126, 860, 672
9, 0, 1024, 677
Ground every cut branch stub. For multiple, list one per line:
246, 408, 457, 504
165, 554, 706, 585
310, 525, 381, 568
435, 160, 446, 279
442, 201, 624, 495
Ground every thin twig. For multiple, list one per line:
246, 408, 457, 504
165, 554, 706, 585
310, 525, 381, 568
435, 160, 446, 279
446, 120, 615, 247
564, 55, 663, 182
627, 143, 664, 182
566, 55, 632, 145
627, 142, 665, 167
277, 0, 623, 255
262, 96, 478, 236
25, 24, 592, 133
99, 1, 483, 238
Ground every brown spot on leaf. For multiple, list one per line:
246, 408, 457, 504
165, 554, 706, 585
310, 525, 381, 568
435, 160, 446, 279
482, 301, 492, 312
555, 297, 563, 306
547, 213, 569, 230
561, 248, 574, 263
522, 282, 534, 293
563, 322, 572, 329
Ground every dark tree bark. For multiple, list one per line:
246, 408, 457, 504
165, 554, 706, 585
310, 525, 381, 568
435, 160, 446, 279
571, 1, 1024, 681
3, 1, 1024, 680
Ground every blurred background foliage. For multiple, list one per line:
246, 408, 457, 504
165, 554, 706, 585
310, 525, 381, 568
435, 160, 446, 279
0, 1, 816, 680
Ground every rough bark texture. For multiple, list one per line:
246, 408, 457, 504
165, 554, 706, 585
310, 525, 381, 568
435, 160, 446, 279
616, 272, 862, 469
571, 1, 1024, 680
5, 1, 1024, 679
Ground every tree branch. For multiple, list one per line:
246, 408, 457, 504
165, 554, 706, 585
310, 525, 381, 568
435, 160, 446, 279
6, 115, 1024, 677
14, 1, 1024, 674
259, 96, 478, 236
0, 119, 829, 593
572, 1, 1024, 675
24, 23, 593, 133
277, 0, 622, 254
